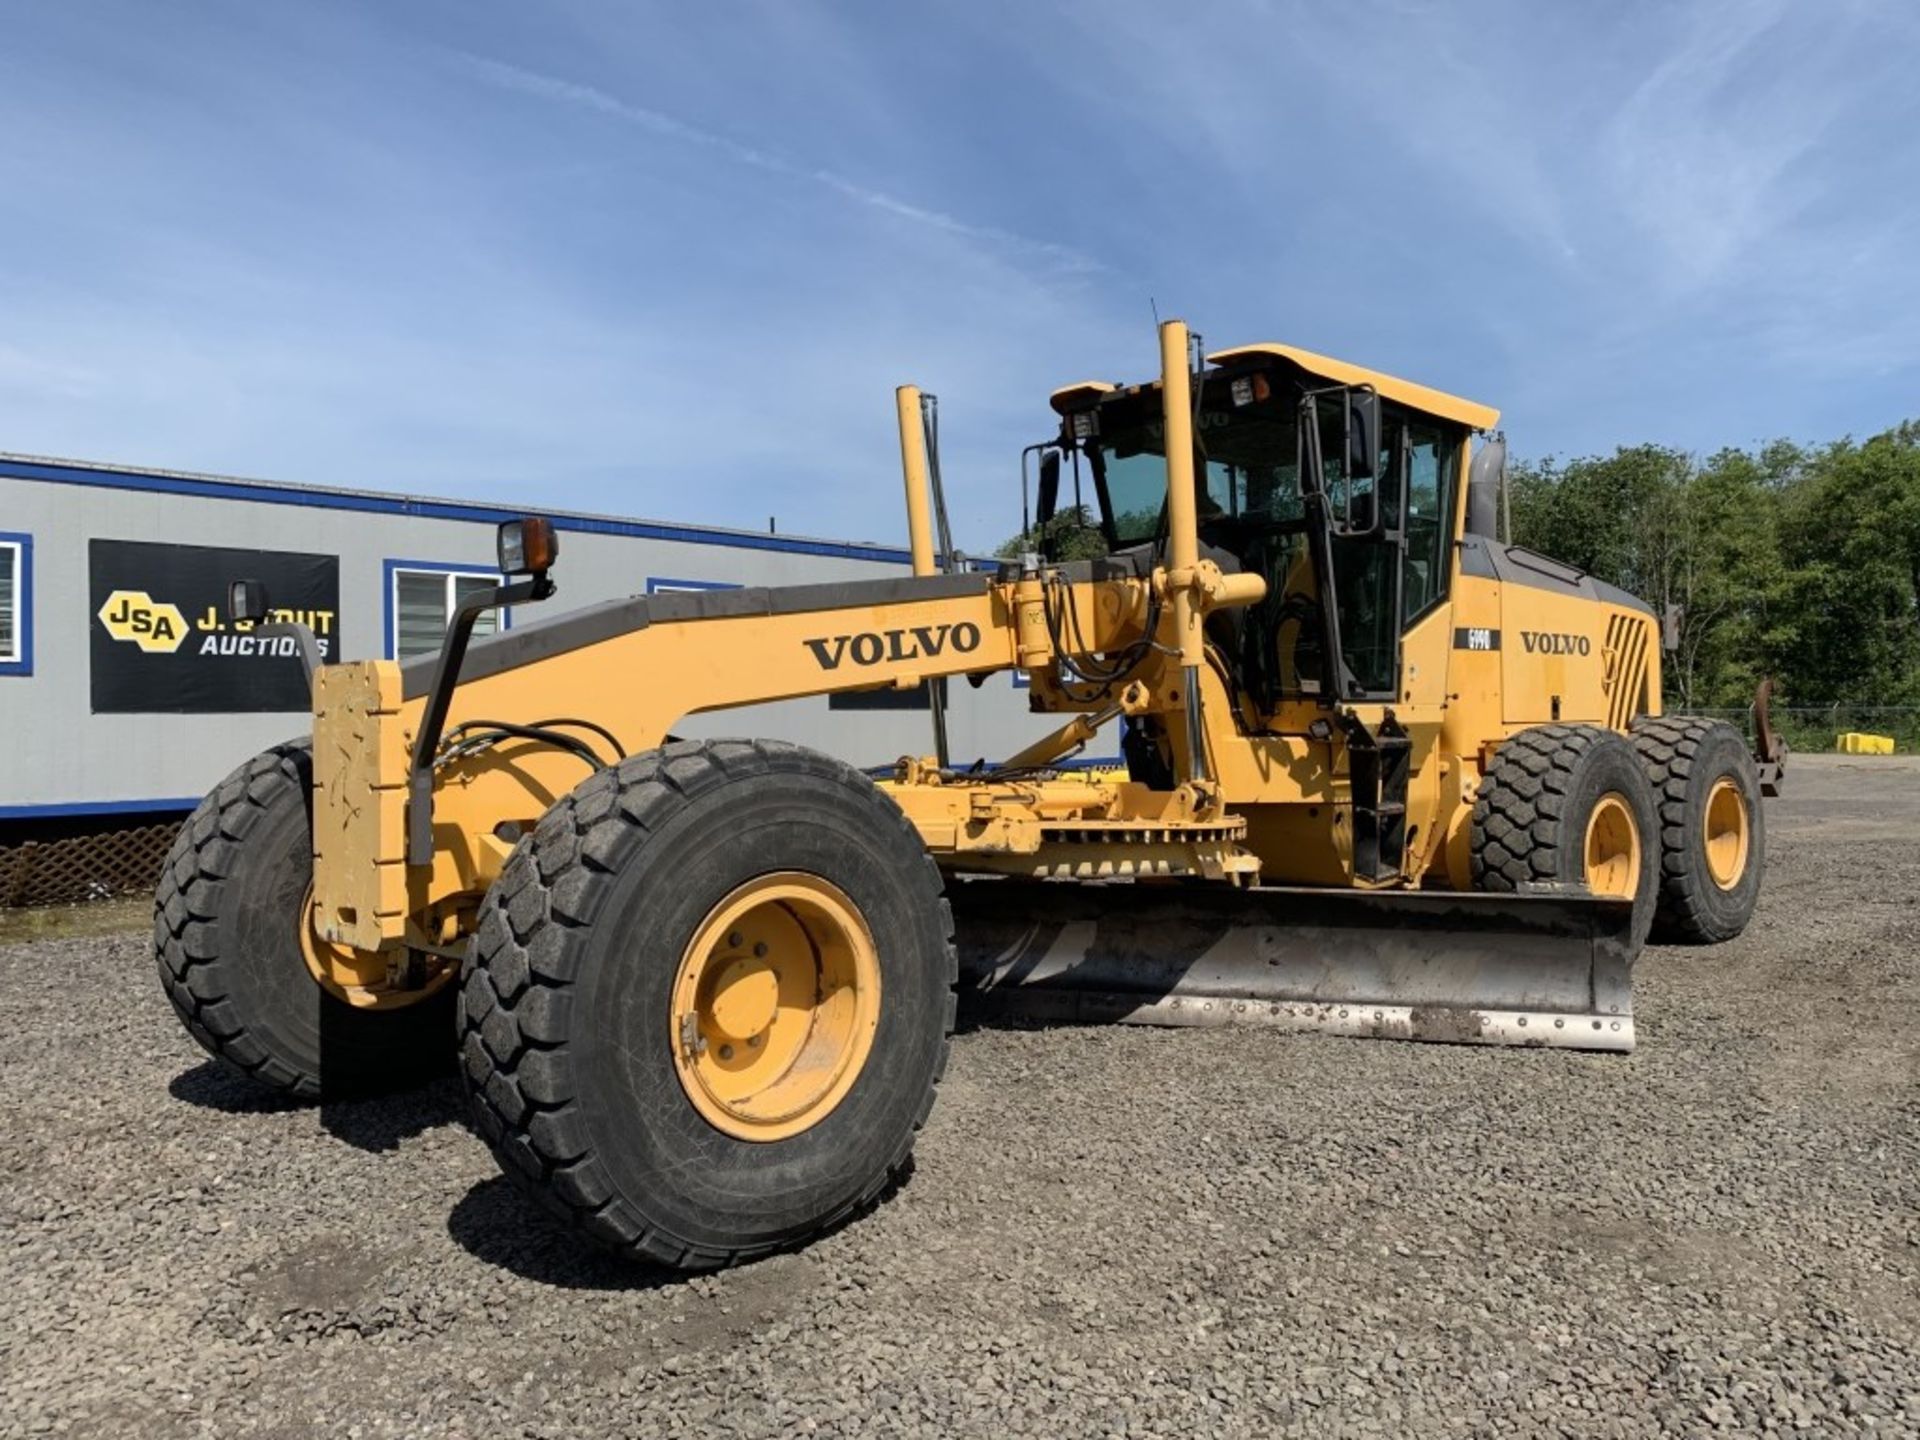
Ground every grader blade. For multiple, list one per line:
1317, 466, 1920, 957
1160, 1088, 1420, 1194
948, 881, 1638, 1052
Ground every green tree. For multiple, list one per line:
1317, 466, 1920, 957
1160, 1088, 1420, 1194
1776, 426, 1920, 705
1511, 423, 1920, 715
996, 504, 1110, 562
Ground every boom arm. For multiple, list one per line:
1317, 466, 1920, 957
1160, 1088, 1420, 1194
310, 567, 1177, 950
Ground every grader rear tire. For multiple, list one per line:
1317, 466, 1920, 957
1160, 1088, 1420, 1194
154, 741, 457, 1099
1631, 716, 1765, 943
459, 738, 956, 1270
1471, 724, 1659, 953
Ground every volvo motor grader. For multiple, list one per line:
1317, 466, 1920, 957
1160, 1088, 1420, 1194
156, 321, 1775, 1268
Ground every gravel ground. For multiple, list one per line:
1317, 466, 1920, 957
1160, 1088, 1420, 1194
3, 754, 1916, 1438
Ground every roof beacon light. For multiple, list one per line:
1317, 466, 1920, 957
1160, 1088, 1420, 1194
498, 517, 558, 577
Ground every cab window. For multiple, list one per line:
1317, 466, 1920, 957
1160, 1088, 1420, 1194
1399, 421, 1457, 623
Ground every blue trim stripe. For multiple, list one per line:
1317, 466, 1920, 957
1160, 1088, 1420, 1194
0, 455, 914, 566
0, 531, 29, 677
0, 796, 200, 820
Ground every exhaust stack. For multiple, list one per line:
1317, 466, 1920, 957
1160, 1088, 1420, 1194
1466, 433, 1507, 540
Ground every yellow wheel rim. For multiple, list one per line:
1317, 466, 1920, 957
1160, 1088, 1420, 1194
1703, 777, 1751, 890
297, 886, 457, 1011
670, 873, 881, 1143
1583, 793, 1641, 900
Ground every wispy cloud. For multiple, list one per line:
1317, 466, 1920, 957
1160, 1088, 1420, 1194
1599, 0, 1837, 288
448, 51, 1107, 279
3, 1, 1918, 544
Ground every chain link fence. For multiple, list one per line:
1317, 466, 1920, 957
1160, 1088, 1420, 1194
1671, 704, 1919, 754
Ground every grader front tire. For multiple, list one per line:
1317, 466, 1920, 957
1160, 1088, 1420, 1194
459, 739, 956, 1270
154, 741, 457, 1100
1471, 724, 1659, 953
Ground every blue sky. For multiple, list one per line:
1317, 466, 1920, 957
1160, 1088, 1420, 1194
4, 1, 1917, 552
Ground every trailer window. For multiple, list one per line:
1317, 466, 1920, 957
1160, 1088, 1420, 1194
389, 564, 503, 661
0, 534, 28, 675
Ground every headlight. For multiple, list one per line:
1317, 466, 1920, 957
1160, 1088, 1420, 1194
228, 578, 269, 624
498, 517, 558, 576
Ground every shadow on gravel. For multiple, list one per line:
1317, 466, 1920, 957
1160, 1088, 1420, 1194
951, 999, 1055, 1036
169, 1060, 305, 1114
320, 1077, 468, 1154
169, 1063, 470, 1154
448, 1164, 914, 1291
447, 1176, 684, 1291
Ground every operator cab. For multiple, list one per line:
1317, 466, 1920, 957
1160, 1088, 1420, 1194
1036, 344, 1492, 718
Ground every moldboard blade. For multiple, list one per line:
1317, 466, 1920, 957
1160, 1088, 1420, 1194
947, 880, 1637, 1052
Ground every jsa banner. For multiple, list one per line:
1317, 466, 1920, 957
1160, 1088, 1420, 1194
90, 539, 339, 713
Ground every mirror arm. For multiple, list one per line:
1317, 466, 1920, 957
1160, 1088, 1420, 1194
406, 576, 552, 865
1019, 447, 1033, 542
255, 621, 323, 683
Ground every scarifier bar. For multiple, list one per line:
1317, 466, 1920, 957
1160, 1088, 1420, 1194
948, 881, 1638, 1052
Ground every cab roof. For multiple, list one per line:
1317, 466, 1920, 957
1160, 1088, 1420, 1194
1206, 342, 1500, 431
1049, 342, 1500, 432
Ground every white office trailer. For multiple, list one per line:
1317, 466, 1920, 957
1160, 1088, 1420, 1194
0, 452, 1068, 835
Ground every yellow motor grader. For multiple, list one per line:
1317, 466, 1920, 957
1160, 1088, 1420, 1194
156, 321, 1775, 1268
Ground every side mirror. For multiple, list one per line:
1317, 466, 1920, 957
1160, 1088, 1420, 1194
228, 578, 270, 625
1035, 449, 1062, 527
1662, 602, 1683, 652
1345, 388, 1380, 482
1345, 488, 1378, 537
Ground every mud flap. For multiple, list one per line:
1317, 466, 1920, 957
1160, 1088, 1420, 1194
948, 880, 1639, 1053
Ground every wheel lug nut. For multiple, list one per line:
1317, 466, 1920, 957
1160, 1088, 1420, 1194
753, 942, 768, 957
727, 931, 743, 948
719, 1043, 734, 1060
747, 1034, 762, 1048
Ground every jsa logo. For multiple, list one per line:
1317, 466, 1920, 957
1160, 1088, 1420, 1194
804, 622, 982, 670
1519, 630, 1591, 656
98, 590, 190, 654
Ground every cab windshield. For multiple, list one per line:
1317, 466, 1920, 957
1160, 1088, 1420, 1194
1069, 369, 1460, 706
1091, 383, 1303, 548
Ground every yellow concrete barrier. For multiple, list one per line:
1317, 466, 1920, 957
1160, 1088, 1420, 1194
1836, 732, 1896, 755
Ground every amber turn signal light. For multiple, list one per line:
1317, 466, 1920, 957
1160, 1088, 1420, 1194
498, 517, 558, 577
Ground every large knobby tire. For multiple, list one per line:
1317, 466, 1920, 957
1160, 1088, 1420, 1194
1471, 724, 1659, 953
459, 738, 956, 1270
154, 741, 457, 1100
1631, 716, 1765, 943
